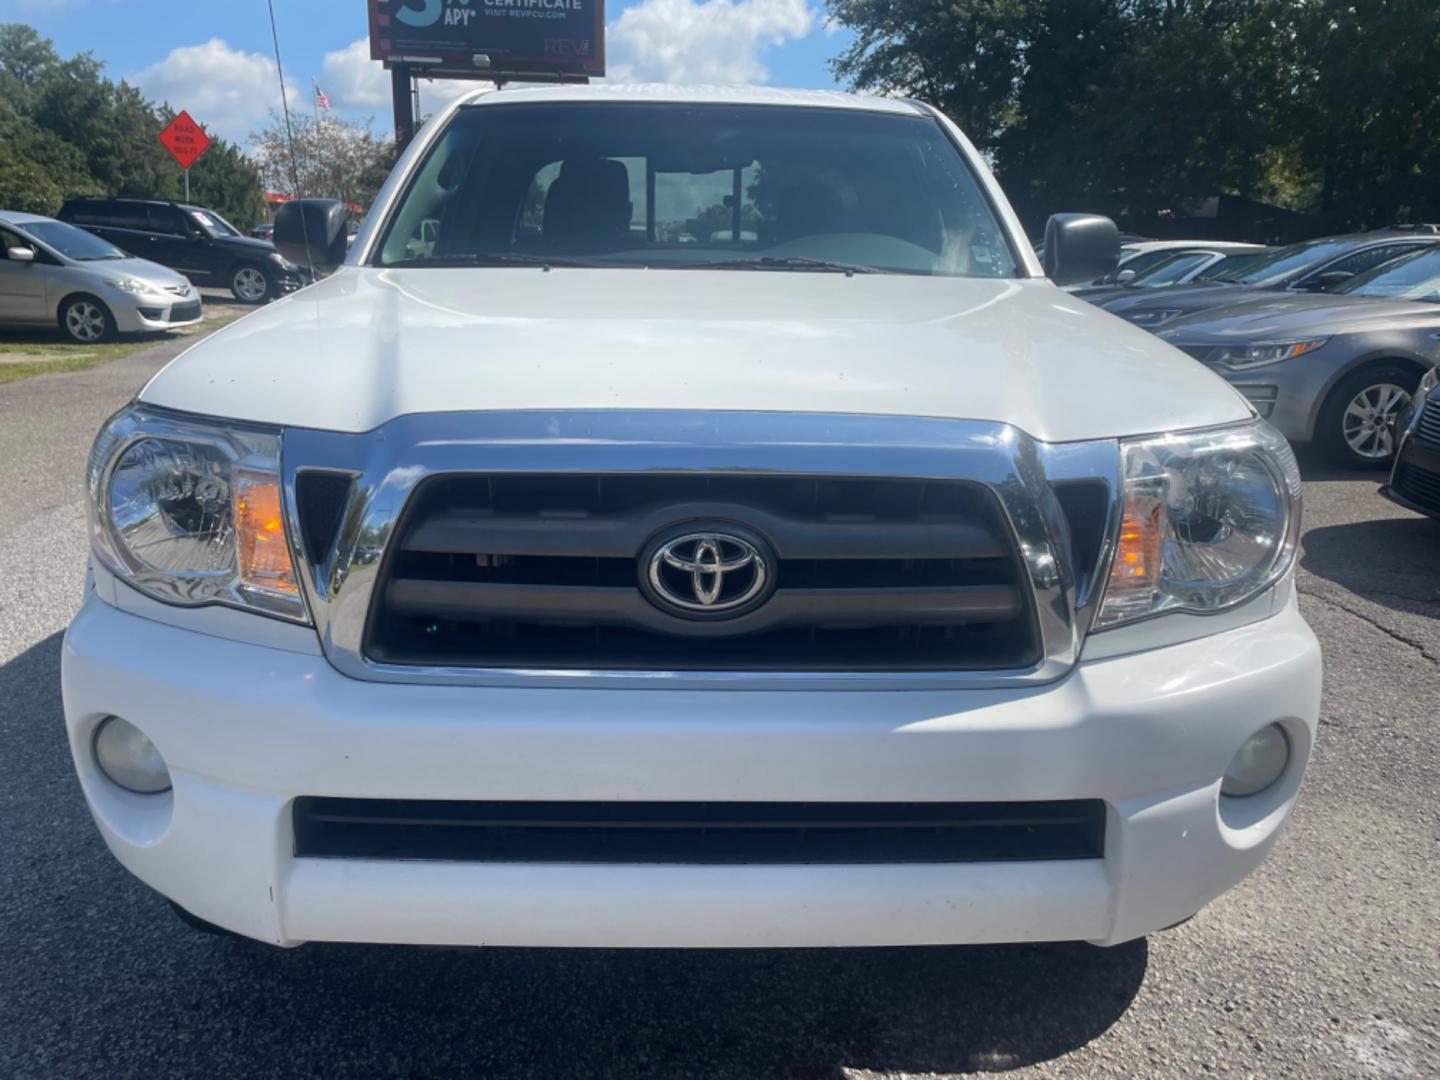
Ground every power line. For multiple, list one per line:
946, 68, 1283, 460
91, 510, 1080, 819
265, 0, 315, 277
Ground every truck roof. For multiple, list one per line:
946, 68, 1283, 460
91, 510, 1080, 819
459, 83, 928, 116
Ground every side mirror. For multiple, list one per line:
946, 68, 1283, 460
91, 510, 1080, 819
7, 246, 35, 263
274, 198, 348, 273
1043, 213, 1120, 286
1116, 268, 1136, 283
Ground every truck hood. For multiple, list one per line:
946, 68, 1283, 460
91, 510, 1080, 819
139, 266, 1253, 441
1156, 292, 1440, 344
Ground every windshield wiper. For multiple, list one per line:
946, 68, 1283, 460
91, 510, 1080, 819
383, 253, 616, 270
674, 256, 881, 275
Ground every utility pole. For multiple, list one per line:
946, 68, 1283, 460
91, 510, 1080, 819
391, 64, 415, 157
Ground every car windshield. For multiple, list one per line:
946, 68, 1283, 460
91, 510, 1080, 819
1333, 246, 1440, 303
1126, 251, 1212, 288
19, 220, 125, 260
188, 209, 240, 238
375, 102, 1019, 278
1214, 238, 1355, 285
1194, 251, 1264, 280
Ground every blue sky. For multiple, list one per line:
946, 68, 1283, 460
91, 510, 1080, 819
1, 0, 854, 143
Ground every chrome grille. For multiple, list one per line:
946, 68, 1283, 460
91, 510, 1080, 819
1394, 460, 1440, 515
281, 410, 1112, 689
364, 474, 1039, 672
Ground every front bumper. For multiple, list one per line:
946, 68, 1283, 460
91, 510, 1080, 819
110, 292, 203, 333
1202, 358, 1338, 444
62, 587, 1321, 949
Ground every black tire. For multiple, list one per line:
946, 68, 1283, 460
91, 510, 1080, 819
1316, 363, 1421, 469
58, 294, 117, 344
229, 262, 276, 304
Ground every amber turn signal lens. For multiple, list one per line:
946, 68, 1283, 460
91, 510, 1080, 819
1107, 492, 1163, 598
234, 470, 299, 594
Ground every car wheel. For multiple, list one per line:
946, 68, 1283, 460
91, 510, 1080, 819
1318, 364, 1420, 468
230, 263, 275, 303
59, 295, 116, 344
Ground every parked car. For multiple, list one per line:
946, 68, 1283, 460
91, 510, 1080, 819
1072, 246, 1269, 300
57, 197, 305, 303
64, 85, 1319, 952
1072, 239, 1264, 291
1156, 245, 1440, 465
1382, 363, 1440, 519
249, 223, 274, 241
0, 211, 200, 343
1100, 230, 1440, 328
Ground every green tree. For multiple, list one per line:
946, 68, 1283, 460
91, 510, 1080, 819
0, 102, 98, 212
1288, 0, 1440, 229
825, 0, 1440, 232
250, 111, 394, 214
0, 23, 266, 224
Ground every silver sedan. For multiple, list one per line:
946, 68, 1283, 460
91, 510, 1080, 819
1156, 245, 1440, 467
0, 211, 201, 344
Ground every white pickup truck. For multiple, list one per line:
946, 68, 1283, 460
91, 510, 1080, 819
64, 85, 1320, 949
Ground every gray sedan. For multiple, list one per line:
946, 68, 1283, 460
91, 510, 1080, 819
0, 211, 200, 344
1100, 230, 1440, 328
1156, 245, 1440, 466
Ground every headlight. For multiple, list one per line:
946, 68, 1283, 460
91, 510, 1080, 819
1094, 422, 1301, 629
1211, 339, 1329, 370
86, 405, 308, 622
1419, 365, 1439, 402
1125, 308, 1185, 329
106, 277, 161, 295
267, 252, 295, 270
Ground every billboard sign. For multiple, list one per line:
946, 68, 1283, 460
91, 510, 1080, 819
369, 0, 604, 79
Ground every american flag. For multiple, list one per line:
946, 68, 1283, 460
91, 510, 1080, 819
314, 84, 331, 111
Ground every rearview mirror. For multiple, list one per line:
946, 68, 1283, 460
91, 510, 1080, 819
1043, 214, 1120, 286
1304, 270, 1353, 291
7, 246, 35, 263
274, 199, 349, 273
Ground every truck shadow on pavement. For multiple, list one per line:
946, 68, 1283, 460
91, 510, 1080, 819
1301, 517, 1440, 618
4, 630, 1147, 1079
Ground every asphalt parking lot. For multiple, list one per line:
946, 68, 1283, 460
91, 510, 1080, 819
1, 320, 1437, 1079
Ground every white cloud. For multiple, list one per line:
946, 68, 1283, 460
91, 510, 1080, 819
129, 39, 295, 144
321, 38, 475, 117
607, 0, 815, 84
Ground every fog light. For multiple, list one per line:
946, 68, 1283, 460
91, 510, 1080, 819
1221, 724, 1290, 797
93, 716, 171, 794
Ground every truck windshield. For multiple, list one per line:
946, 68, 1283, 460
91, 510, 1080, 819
375, 102, 1019, 278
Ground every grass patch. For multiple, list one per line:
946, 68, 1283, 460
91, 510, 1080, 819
0, 312, 242, 386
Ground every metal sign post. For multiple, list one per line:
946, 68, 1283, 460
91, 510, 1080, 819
391, 62, 415, 155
